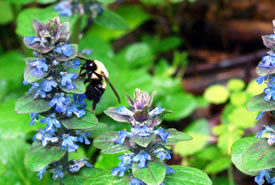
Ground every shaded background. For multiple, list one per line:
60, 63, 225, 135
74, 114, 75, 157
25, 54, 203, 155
0, 0, 274, 184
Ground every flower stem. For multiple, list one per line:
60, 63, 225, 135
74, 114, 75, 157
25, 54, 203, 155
228, 163, 234, 185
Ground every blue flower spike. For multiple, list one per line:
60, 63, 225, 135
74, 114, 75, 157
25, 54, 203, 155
133, 151, 151, 168
61, 134, 79, 152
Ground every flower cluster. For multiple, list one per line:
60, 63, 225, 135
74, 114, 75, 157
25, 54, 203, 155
23, 17, 93, 180
54, 0, 103, 18
104, 89, 174, 185
253, 20, 275, 185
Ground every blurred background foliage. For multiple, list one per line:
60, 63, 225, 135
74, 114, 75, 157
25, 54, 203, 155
0, 0, 274, 184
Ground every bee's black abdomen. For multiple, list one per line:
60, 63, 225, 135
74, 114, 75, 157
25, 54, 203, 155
85, 79, 105, 111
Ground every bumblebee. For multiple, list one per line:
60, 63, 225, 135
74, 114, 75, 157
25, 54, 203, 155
78, 56, 120, 112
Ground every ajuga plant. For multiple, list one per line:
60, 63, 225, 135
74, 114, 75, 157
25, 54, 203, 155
231, 20, 275, 185
55, 0, 103, 18
92, 89, 213, 185
14, 17, 100, 182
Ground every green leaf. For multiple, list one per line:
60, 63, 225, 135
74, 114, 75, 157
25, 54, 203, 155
36, 0, 56, 4
247, 93, 275, 112
8, 0, 34, 5
196, 145, 221, 161
0, 100, 40, 140
83, 168, 129, 185
94, 132, 130, 154
204, 156, 231, 174
227, 78, 245, 92
246, 80, 266, 97
60, 79, 86, 94
165, 128, 192, 145
24, 141, 66, 172
231, 137, 258, 176
97, 0, 116, 3
155, 36, 182, 53
132, 160, 166, 185
61, 110, 98, 130
94, 152, 123, 169
0, 139, 45, 185
0, 1, 13, 25
51, 176, 83, 185
164, 165, 212, 185
243, 139, 275, 171
130, 135, 155, 147
174, 119, 210, 156
204, 85, 229, 104
94, 9, 129, 30
158, 92, 197, 121
15, 95, 51, 114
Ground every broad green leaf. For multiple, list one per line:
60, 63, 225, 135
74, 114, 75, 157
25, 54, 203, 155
130, 135, 155, 147
87, 6, 150, 41
158, 92, 197, 121
227, 79, 245, 92
155, 36, 182, 53
60, 79, 86, 94
83, 168, 129, 185
165, 128, 192, 145
140, 0, 165, 5
15, 95, 51, 114
231, 137, 258, 176
24, 141, 66, 172
243, 139, 275, 171
230, 92, 247, 106
94, 152, 123, 169
36, 0, 56, 4
132, 160, 166, 185
204, 156, 231, 174
195, 145, 221, 161
0, 1, 13, 25
247, 93, 275, 112
51, 175, 83, 185
8, 0, 34, 5
0, 139, 46, 185
164, 165, 212, 185
61, 110, 98, 130
94, 132, 130, 154
212, 177, 236, 185
246, 80, 266, 96
97, 0, 116, 3
204, 85, 229, 104
174, 119, 210, 156
0, 100, 39, 139
94, 9, 129, 30
99, 115, 131, 132
69, 147, 86, 161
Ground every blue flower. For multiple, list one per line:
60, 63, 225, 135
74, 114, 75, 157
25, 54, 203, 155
56, 44, 74, 57
67, 58, 81, 69
112, 160, 132, 177
49, 93, 70, 113
28, 82, 47, 99
149, 106, 165, 117
69, 158, 93, 173
154, 128, 169, 143
131, 125, 153, 137
130, 178, 145, 185
29, 112, 39, 126
60, 72, 77, 90
114, 130, 131, 144
24, 36, 41, 45
165, 163, 175, 174
264, 83, 275, 101
118, 153, 134, 165
116, 105, 133, 116
153, 149, 171, 160
73, 94, 87, 108
33, 129, 59, 147
133, 151, 151, 168
66, 103, 85, 118
259, 55, 275, 69
54, 1, 73, 17
267, 133, 275, 145
255, 170, 270, 185
256, 111, 266, 120
40, 114, 61, 134
76, 131, 91, 145
29, 57, 48, 77
256, 76, 268, 85
256, 126, 274, 138
61, 134, 79, 152
40, 77, 57, 92
37, 166, 47, 180
52, 166, 64, 180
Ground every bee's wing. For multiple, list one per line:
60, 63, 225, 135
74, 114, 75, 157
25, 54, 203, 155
102, 72, 121, 104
